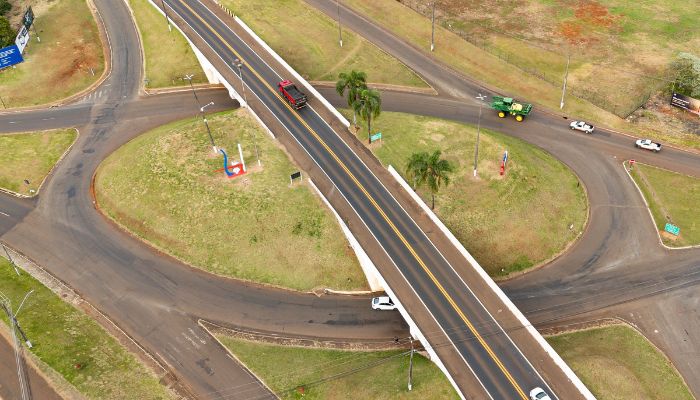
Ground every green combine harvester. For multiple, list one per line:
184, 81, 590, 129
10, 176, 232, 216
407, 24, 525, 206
490, 96, 533, 122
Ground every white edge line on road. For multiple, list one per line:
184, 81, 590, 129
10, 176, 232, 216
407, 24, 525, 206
166, 1, 560, 398
163, 3, 485, 396
387, 165, 596, 400
0, 211, 9, 217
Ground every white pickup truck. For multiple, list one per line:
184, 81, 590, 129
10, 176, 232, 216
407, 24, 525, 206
635, 139, 662, 152
569, 120, 594, 134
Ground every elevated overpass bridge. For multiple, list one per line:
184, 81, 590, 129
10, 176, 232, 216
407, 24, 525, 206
155, 0, 594, 398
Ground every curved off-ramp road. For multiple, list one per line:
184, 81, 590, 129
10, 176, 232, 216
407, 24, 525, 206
0, 0, 699, 398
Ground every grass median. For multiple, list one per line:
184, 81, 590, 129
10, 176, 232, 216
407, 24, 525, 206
349, 110, 586, 277
95, 109, 366, 291
0, 258, 175, 399
0, 129, 77, 196
0, 0, 104, 107
340, 0, 700, 150
548, 324, 693, 400
216, 335, 460, 399
223, 0, 427, 88
128, 0, 205, 88
629, 163, 699, 247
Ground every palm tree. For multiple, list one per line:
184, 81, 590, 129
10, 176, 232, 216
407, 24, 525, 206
406, 151, 429, 190
335, 70, 367, 129
353, 88, 382, 143
425, 150, 454, 209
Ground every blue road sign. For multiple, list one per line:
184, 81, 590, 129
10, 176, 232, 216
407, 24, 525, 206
664, 223, 680, 236
0, 45, 23, 69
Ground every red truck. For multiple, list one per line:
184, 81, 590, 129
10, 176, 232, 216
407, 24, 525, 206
278, 80, 308, 109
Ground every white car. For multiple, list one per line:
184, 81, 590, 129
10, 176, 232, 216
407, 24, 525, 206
569, 120, 594, 133
371, 296, 397, 311
529, 387, 552, 400
635, 139, 661, 152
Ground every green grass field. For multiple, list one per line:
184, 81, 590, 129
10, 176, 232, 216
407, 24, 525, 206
348, 110, 586, 276
216, 335, 459, 399
629, 163, 699, 246
548, 325, 693, 400
95, 110, 366, 291
223, 0, 427, 87
0, 258, 175, 399
340, 0, 700, 150
128, 0, 205, 88
0, 0, 104, 107
0, 129, 77, 195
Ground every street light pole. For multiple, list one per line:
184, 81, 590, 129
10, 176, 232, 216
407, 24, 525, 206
431, 2, 436, 52
407, 338, 414, 391
336, 0, 343, 47
160, 0, 172, 32
560, 53, 570, 109
183, 74, 201, 105
473, 93, 487, 177
200, 102, 216, 152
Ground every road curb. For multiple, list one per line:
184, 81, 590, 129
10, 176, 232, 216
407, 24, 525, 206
0, 127, 80, 199
0, 242, 194, 399
622, 160, 700, 250
0, 0, 111, 114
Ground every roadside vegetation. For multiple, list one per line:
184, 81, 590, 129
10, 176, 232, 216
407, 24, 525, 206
95, 110, 366, 291
548, 324, 693, 400
340, 0, 700, 150
344, 109, 586, 277
0, 129, 77, 196
628, 162, 699, 247
128, 0, 205, 88
0, 0, 104, 107
216, 334, 459, 399
0, 258, 176, 399
222, 0, 427, 88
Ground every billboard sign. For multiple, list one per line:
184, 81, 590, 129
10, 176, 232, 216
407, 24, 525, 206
671, 93, 700, 116
22, 7, 34, 29
15, 25, 30, 54
0, 44, 24, 69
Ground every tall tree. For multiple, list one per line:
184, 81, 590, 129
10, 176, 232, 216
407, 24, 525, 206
405, 151, 428, 190
335, 70, 367, 129
407, 150, 454, 209
353, 88, 381, 143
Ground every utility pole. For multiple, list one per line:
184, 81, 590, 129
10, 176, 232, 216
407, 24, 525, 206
336, 0, 343, 47
430, 2, 436, 52
1, 290, 33, 400
160, 0, 172, 32
407, 338, 414, 391
560, 53, 570, 109
183, 74, 200, 105
473, 93, 487, 177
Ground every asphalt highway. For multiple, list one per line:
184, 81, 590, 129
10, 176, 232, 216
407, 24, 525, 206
0, 0, 699, 398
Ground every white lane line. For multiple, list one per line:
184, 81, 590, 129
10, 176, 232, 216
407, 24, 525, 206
0, 211, 9, 217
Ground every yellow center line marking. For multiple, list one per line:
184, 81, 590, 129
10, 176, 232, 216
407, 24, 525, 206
173, 1, 527, 397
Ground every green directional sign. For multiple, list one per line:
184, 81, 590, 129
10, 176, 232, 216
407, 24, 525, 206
664, 223, 680, 236
370, 132, 382, 143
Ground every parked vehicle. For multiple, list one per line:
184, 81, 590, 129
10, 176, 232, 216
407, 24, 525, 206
371, 296, 397, 311
529, 387, 552, 400
490, 96, 533, 122
635, 139, 662, 152
277, 80, 308, 109
569, 120, 594, 133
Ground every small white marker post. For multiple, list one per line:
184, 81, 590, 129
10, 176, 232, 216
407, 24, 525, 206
237, 143, 246, 172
